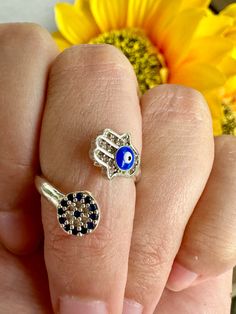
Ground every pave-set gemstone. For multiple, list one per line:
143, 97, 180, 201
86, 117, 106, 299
57, 191, 100, 236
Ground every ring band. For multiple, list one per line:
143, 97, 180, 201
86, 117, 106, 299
90, 128, 140, 180
35, 176, 100, 237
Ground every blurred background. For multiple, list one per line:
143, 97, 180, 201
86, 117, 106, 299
0, 0, 235, 31
0, 0, 235, 312
213, 0, 236, 10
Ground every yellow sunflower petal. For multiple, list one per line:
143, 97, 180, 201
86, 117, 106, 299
89, 0, 128, 32
127, 0, 161, 29
212, 121, 223, 135
224, 76, 236, 96
170, 62, 226, 92
219, 56, 236, 77
205, 91, 224, 135
221, 3, 236, 18
195, 14, 233, 38
161, 9, 205, 67
188, 37, 233, 64
225, 27, 236, 43
74, 0, 90, 10
181, 0, 210, 10
52, 31, 71, 51
150, 0, 183, 43
55, 3, 99, 45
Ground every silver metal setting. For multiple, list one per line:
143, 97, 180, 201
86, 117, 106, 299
90, 128, 140, 180
35, 176, 100, 237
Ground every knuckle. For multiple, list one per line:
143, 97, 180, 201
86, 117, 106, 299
51, 44, 135, 81
128, 233, 174, 300
215, 135, 236, 172
212, 241, 236, 269
0, 23, 56, 55
80, 224, 114, 254
142, 84, 211, 129
182, 234, 236, 275
130, 232, 172, 274
46, 219, 114, 262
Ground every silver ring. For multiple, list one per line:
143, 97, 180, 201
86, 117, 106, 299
35, 176, 100, 237
90, 128, 140, 180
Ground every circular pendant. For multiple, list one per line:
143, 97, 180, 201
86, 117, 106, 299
57, 191, 100, 236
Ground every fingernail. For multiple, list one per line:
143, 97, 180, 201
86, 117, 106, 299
60, 296, 108, 314
123, 298, 143, 314
166, 262, 198, 292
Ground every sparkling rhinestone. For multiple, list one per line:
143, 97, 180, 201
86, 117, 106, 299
58, 207, 64, 215
72, 228, 78, 236
74, 211, 81, 218
59, 217, 66, 224
85, 195, 92, 204
80, 226, 87, 234
90, 213, 99, 221
89, 204, 97, 211
67, 194, 74, 201
87, 222, 95, 229
76, 192, 83, 201
61, 199, 67, 207
64, 224, 70, 232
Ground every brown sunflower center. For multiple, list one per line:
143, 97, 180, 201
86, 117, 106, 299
89, 28, 168, 94
222, 101, 236, 136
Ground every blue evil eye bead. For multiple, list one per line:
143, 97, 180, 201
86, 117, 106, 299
57, 191, 100, 236
90, 128, 140, 179
115, 146, 135, 171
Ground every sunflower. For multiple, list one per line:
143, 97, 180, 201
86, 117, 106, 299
53, 0, 236, 135
202, 3, 236, 135
219, 4, 236, 135
219, 66, 236, 136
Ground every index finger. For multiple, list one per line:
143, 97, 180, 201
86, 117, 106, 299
0, 23, 58, 254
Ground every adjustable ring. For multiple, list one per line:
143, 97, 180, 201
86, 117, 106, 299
90, 128, 140, 180
35, 176, 100, 237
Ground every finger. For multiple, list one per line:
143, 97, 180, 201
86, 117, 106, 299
0, 244, 52, 313
40, 45, 141, 313
0, 23, 58, 254
167, 135, 236, 291
124, 85, 214, 313
155, 271, 232, 314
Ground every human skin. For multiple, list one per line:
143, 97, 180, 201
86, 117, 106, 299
0, 23, 235, 314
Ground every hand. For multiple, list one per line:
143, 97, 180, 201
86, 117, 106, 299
0, 23, 234, 314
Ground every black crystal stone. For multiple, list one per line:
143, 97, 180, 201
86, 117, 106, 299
67, 194, 74, 201
90, 213, 99, 221
58, 207, 64, 215
61, 199, 67, 207
80, 226, 87, 234
89, 204, 97, 211
72, 228, 78, 236
64, 224, 70, 232
85, 195, 92, 204
59, 217, 66, 224
87, 222, 95, 229
74, 210, 81, 218
76, 192, 83, 201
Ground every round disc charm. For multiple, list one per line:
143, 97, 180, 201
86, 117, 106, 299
57, 191, 100, 236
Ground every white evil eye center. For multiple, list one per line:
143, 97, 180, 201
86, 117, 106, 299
124, 152, 133, 164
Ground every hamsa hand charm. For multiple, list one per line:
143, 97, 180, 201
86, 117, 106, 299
90, 128, 140, 180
